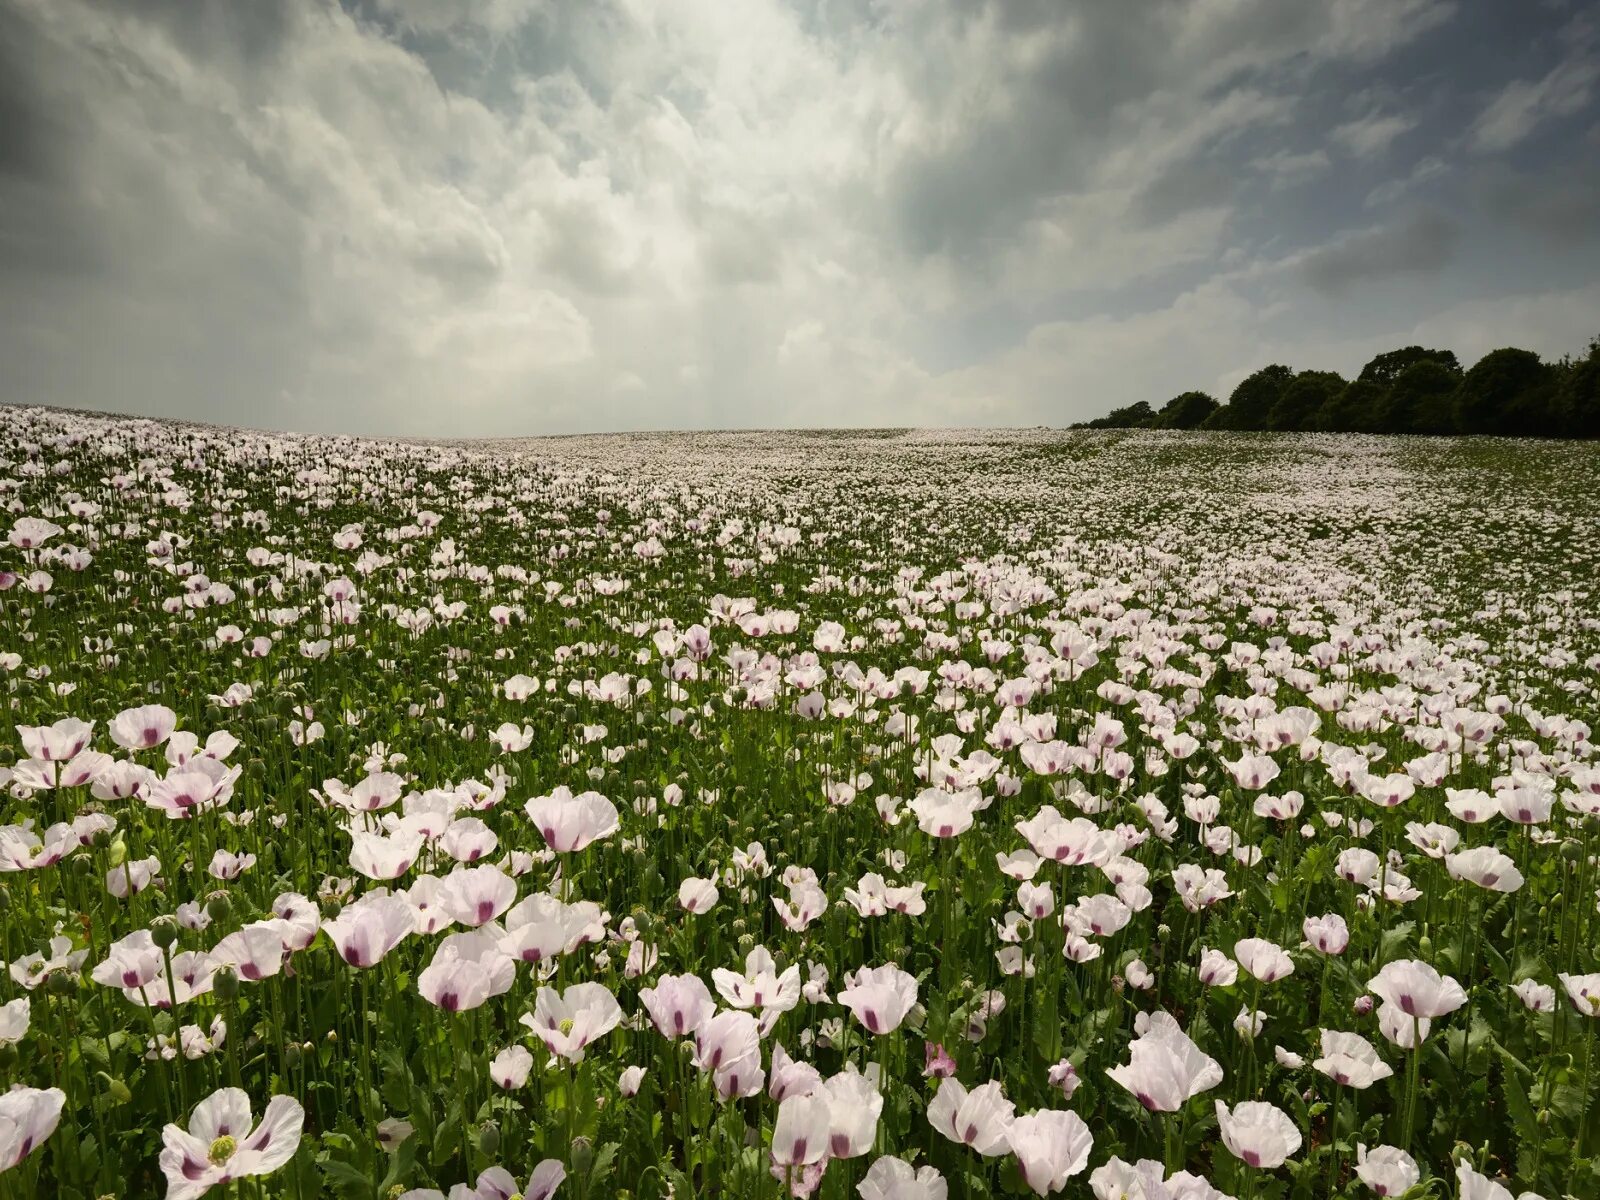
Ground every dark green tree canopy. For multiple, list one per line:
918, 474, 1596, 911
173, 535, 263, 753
1266, 370, 1344, 432
1155, 391, 1218, 429
1358, 346, 1461, 387
1454, 348, 1553, 436
1224, 364, 1295, 428
1076, 335, 1597, 439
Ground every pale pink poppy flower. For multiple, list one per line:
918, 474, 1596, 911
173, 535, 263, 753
1225, 753, 1280, 791
0, 1086, 65, 1172
1198, 947, 1238, 987
16, 717, 94, 762
524, 788, 619, 853
768, 1043, 823, 1102
1006, 1109, 1093, 1196
438, 864, 518, 927
159, 1088, 303, 1200
490, 1045, 534, 1090
211, 922, 289, 983
838, 964, 919, 1035
678, 876, 720, 914
521, 982, 621, 1061
107, 855, 161, 898
0, 997, 28, 1045
498, 893, 603, 964
270, 893, 321, 951
1445, 846, 1524, 892
439, 817, 499, 863
771, 1093, 830, 1167
713, 947, 801, 1014
618, 1066, 646, 1097
1312, 1030, 1393, 1089
1105, 1011, 1223, 1112
323, 893, 413, 968
8, 516, 63, 549
348, 830, 424, 881
1376, 1001, 1431, 1048
109, 704, 179, 751
92, 929, 163, 991
1355, 1144, 1419, 1196
146, 760, 240, 820
691, 1009, 760, 1076
1559, 972, 1600, 1017
419, 930, 515, 1014
1511, 978, 1555, 1012
1367, 960, 1467, 1019
1215, 1100, 1301, 1169
640, 974, 716, 1039
1234, 938, 1294, 983
858, 1156, 946, 1200
927, 1077, 1015, 1156
821, 1065, 882, 1158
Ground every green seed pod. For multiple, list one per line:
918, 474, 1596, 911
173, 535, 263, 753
47, 969, 76, 995
206, 892, 233, 923
0, 1043, 18, 1070
476, 1122, 500, 1157
571, 1136, 594, 1175
213, 964, 241, 1002
151, 918, 180, 950
1561, 841, 1583, 862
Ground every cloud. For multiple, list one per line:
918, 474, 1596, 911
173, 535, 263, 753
1469, 21, 1598, 152
1295, 209, 1460, 294
1364, 156, 1448, 207
1331, 110, 1417, 157
4, 0, 1594, 436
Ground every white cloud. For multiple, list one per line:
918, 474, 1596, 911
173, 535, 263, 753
1470, 25, 1599, 153
1331, 111, 1417, 157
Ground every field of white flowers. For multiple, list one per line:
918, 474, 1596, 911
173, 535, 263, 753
2, 407, 1598, 1200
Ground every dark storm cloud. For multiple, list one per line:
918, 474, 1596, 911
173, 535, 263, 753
0, 0, 1597, 435
1297, 209, 1460, 294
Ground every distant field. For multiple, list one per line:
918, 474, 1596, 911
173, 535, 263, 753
2, 409, 1597, 1199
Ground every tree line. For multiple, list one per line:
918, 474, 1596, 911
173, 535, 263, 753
1079, 335, 1600, 437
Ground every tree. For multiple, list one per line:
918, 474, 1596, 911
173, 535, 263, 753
1155, 391, 1218, 429
1358, 346, 1460, 388
1218, 364, 1294, 430
1381, 359, 1462, 434
1266, 370, 1344, 431
1558, 335, 1600, 438
1086, 401, 1157, 429
1316, 380, 1384, 432
1453, 348, 1553, 435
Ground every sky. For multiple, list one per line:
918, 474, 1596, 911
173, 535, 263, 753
2, 0, 1598, 437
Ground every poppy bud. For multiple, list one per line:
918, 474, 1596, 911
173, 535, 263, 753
0, 1043, 17, 1070
108, 837, 128, 868
0, 887, 10, 914
103, 1074, 133, 1104
571, 1136, 594, 1175
213, 964, 241, 1001
1417, 934, 1433, 957
284, 1043, 303, 1071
